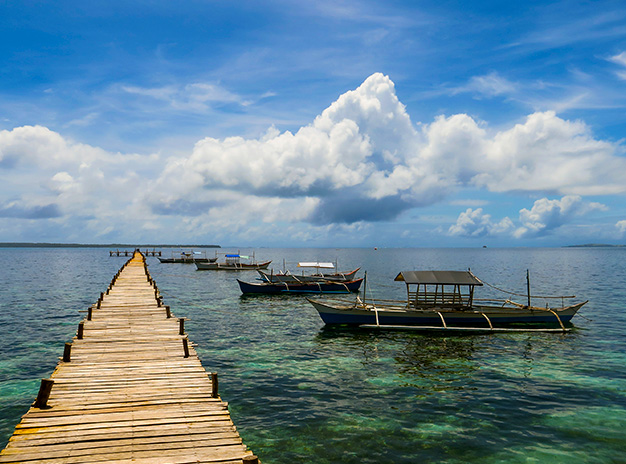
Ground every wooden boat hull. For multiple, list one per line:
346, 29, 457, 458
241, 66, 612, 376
307, 299, 587, 328
238, 278, 363, 294
257, 268, 360, 283
196, 260, 272, 271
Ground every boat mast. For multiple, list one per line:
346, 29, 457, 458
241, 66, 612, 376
363, 271, 367, 304
526, 269, 531, 308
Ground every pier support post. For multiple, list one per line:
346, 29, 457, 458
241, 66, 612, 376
165, 305, 171, 318
87, 307, 92, 321
63, 343, 71, 362
242, 455, 259, 464
211, 372, 219, 398
34, 379, 54, 408
77, 321, 84, 339
179, 318, 185, 335
182, 337, 190, 358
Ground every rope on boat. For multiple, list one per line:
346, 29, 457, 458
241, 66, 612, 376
469, 270, 575, 300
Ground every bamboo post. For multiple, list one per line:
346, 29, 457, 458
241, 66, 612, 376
77, 321, 84, 339
63, 343, 71, 362
34, 379, 54, 408
211, 372, 219, 398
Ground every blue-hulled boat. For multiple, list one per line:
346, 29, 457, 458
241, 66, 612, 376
237, 277, 363, 294
257, 263, 360, 283
307, 270, 587, 332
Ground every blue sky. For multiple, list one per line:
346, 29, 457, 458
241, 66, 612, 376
1, 0, 626, 247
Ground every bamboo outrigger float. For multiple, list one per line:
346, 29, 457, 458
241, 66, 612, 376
307, 270, 588, 333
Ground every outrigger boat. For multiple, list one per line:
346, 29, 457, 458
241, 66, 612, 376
196, 253, 271, 271
158, 249, 217, 264
238, 277, 364, 294
307, 270, 587, 332
258, 262, 360, 283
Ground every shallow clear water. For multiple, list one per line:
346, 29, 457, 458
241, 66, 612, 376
1, 247, 625, 463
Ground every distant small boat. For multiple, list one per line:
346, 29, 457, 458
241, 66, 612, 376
308, 270, 587, 332
158, 249, 217, 264
196, 253, 271, 271
258, 262, 360, 283
238, 278, 364, 294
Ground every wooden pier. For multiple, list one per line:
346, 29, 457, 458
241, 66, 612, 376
0, 251, 259, 464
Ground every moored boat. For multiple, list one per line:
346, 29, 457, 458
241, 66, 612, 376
238, 278, 364, 294
307, 270, 587, 332
158, 249, 217, 264
258, 262, 360, 283
196, 253, 271, 271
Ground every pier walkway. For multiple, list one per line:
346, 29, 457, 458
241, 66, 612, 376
0, 251, 258, 464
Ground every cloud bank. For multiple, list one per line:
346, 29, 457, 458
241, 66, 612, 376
1, 73, 624, 243
448, 195, 608, 239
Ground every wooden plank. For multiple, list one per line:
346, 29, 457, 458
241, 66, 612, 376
0, 251, 258, 464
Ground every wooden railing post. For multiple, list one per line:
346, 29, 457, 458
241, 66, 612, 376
34, 379, 54, 408
63, 343, 71, 362
211, 372, 219, 398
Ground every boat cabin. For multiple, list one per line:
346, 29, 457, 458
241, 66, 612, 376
394, 271, 483, 309
225, 254, 247, 265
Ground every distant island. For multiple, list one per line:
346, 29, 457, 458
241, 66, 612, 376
566, 244, 625, 248
0, 243, 221, 248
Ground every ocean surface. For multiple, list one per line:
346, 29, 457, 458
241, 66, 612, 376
1, 246, 625, 463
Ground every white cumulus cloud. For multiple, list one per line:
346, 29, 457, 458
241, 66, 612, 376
448, 196, 607, 239
514, 195, 607, 238
1, 74, 625, 244
150, 73, 626, 228
448, 208, 514, 237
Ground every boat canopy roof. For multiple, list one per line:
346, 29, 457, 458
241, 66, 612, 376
394, 270, 483, 286
297, 262, 335, 269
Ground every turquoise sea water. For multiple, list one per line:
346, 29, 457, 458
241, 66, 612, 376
1, 247, 625, 463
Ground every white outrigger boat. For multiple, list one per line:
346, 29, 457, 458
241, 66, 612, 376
307, 270, 587, 333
